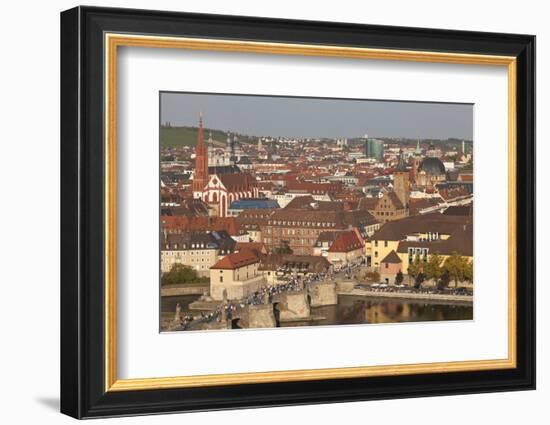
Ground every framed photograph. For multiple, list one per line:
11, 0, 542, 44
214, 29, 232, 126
60, 6, 535, 419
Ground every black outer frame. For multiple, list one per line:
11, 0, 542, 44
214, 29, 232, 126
60, 6, 536, 419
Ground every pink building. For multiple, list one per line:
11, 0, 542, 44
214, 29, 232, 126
379, 250, 402, 285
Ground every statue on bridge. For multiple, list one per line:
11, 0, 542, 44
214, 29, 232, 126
173, 302, 182, 324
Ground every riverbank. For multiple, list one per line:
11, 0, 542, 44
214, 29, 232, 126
341, 288, 473, 304
161, 292, 473, 331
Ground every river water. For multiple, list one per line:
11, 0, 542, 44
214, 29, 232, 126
161, 294, 473, 330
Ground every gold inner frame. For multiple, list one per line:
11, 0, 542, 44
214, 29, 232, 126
104, 33, 517, 392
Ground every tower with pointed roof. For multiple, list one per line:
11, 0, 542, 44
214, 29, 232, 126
190, 114, 258, 216
412, 139, 423, 185
233, 135, 243, 162
415, 138, 422, 155
393, 149, 410, 209
192, 112, 209, 198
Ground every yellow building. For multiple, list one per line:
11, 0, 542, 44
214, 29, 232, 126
161, 248, 218, 276
369, 213, 472, 271
395, 223, 473, 273
161, 231, 235, 276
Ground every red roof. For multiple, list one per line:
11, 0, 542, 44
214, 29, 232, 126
211, 250, 259, 270
327, 230, 364, 253
408, 197, 443, 215
438, 187, 469, 201
160, 216, 241, 236
235, 242, 268, 256
381, 250, 402, 264
458, 174, 473, 182
219, 173, 257, 192
285, 180, 343, 194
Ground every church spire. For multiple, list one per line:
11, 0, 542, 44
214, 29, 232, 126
192, 112, 209, 198
415, 138, 422, 155
396, 149, 407, 172
197, 112, 204, 149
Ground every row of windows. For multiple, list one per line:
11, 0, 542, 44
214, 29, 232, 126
419, 232, 441, 241
267, 220, 336, 228
408, 247, 429, 257
264, 237, 316, 246
163, 248, 230, 255
373, 241, 389, 247
272, 228, 319, 236
241, 213, 269, 219
164, 243, 216, 249
163, 251, 213, 256
163, 256, 209, 263
376, 211, 397, 216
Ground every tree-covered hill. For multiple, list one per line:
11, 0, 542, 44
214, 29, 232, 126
160, 126, 256, 148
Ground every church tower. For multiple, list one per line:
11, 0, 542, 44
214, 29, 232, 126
192, 112, 209, 198
411, 139, 422, 184
393, 149, 410, 209
415, 138, 422, 156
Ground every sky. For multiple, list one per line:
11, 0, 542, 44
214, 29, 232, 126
160, 92, 473, 140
